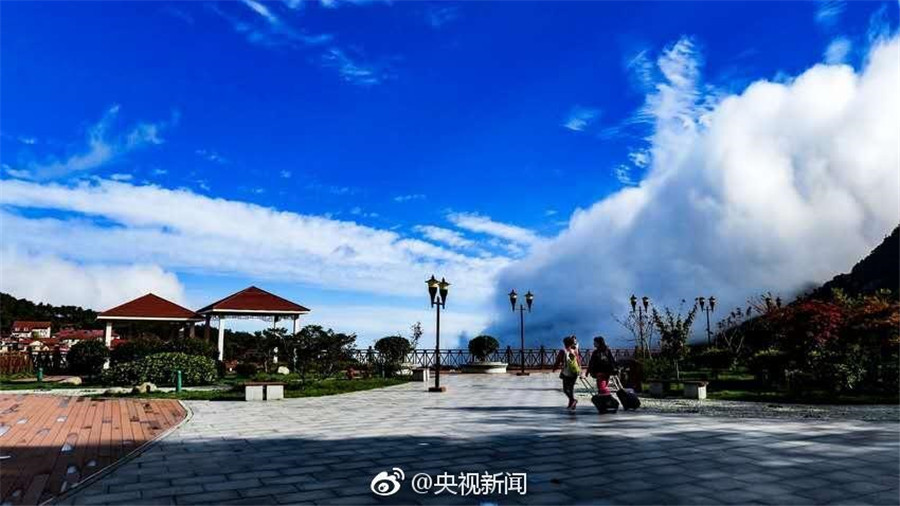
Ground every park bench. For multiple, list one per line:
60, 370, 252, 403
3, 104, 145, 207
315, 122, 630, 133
683, 380, 708, 400
647, 379, 674, 398
244, 382, 285, 401
648, 379, 709, 399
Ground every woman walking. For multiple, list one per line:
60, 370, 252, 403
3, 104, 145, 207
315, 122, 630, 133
552, 335, 582, 410
587, 336, 616, 396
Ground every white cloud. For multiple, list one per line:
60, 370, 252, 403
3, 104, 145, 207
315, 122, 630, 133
824, 37, 853, 63
816, 0, 846, 28
490, 35, 900, 347
414, 225, 475, 249
447, 212, 542, 247
562, 106, 601, 132
18, 136, 37, 145
306, 303, 487, 348
211, 0, 332, 49
109, 173, 133, 182
18, 105, 171, 180
427, 5, 459, 29
614, 165, 636, 186
321, 48, 386, 87
0, 179, 512, 307
0, 248, 185, 310
393, 194, 425, 203
195, 149, 229, 164
280, 170, 292, 178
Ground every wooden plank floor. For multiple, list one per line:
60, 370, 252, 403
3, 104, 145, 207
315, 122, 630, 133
0, 395, 185, 505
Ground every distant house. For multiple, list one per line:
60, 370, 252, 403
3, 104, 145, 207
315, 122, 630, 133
11, 321, 52, 340
20, 338, 60, 352
55, 328, 116, 347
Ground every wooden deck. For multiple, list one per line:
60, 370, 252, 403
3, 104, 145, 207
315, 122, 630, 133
0, 395, 186, 505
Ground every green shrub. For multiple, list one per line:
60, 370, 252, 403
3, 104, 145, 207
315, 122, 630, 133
748, 348, 788, 386
167, 338, 217, 359
101, 352, 217, 386
640, 357, 676, 380
101, 361, 142, 386
67, 340, 110, 377
468, 335, 500, 362
696, 347, 734, 372
235, 362, 259, 377
110, 335, 166, 365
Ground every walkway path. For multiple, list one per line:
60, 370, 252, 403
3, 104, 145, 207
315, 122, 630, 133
0, 395, 185, 505
60, 374, 898, 505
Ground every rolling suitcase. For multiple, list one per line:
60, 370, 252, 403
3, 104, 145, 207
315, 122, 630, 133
579, 377, 619, 414
610, 375, 641, 411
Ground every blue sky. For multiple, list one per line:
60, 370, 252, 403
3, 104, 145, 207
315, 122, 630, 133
2, 1, 898, 347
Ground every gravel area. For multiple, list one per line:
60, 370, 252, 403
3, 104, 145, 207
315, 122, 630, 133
621, 395, 900, 422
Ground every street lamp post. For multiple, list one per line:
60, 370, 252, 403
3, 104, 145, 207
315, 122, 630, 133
630, 295, 651, 355
426, 275, 450, 393
696, 296, 716, 345
508, 289, 534, 376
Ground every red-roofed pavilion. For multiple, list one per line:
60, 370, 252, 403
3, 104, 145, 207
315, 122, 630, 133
197, 286, 310, 361
97, 294, 203, 368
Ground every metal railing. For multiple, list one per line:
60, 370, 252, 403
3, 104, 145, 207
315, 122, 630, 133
349, 347, 651, 370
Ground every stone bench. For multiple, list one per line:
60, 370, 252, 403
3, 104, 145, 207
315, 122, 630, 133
683, 381, 708, 400
647, 379, 675, 398
244, 382, 285, 401
412, 367, 430, 382
648, 379, 709, 399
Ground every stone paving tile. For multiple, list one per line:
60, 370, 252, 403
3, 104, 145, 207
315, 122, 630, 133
58, 374, 899, 505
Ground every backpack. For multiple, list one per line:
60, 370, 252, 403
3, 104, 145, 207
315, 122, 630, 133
564, 351, 581, 377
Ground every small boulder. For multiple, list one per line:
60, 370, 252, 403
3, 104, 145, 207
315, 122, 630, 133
131, 382, 158, 394
60, 377, 82, 386
276, 366, 290, 375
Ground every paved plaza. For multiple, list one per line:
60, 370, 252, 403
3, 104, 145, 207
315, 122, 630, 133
59, 374, 899, 505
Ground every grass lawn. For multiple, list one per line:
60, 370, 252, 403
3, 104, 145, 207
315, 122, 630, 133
96, 377, 410, 401
642, 369, 899, 405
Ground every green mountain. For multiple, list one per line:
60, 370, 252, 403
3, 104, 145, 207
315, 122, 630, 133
0, 293, 101, 333
809, 226, 899, 300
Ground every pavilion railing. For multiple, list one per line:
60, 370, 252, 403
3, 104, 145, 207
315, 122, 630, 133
349, 347, 654, 370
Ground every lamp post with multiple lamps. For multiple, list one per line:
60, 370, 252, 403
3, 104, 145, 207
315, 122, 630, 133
695, 296, 716, 345
508, 289, 534, 376
630, 295, 651, 355
426, 275, 450, 393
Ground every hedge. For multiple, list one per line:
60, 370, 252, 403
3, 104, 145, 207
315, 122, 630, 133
102, 352, 218, 386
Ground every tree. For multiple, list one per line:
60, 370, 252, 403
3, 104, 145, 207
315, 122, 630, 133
287, 325, 357, 379
651, 303, 698, 379
374, 335, 412, 376
613, 310, 656, 356
468, 335, 500, 362
67, 340, 110, 377
409, 321, 424, 350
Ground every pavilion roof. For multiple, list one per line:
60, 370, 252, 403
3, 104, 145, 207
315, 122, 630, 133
98, 294, 202, 321
196, 286, 310, 315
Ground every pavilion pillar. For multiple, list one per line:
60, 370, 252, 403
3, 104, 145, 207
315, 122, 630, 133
218, 316, 225, 362
272, 316, 279, 364
189, 323, 195, 339
204, 316, 211, 342
292, 315, 298, 335
103, 322, 113, 369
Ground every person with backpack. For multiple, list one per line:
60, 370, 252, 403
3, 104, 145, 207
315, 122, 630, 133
552, 335, 582, 410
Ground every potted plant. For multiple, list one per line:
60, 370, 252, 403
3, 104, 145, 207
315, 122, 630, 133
462, 335, 507, 374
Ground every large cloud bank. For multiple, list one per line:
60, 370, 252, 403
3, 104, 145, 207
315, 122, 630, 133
491, 35, 900, 346
0, 248, 185, 310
